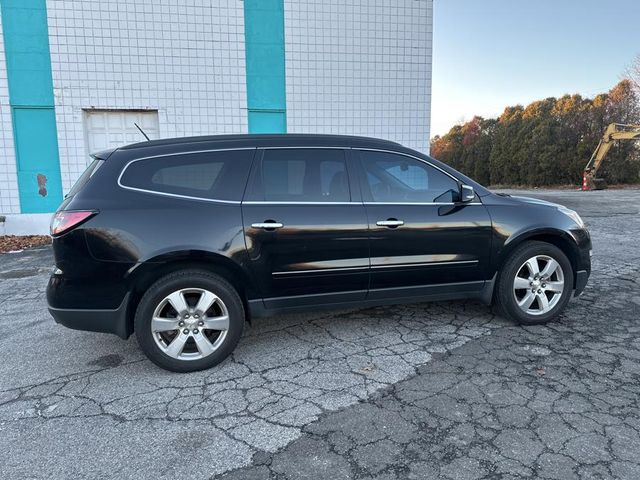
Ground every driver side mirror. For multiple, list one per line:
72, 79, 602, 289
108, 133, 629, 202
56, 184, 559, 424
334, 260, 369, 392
460, 184, 475, 203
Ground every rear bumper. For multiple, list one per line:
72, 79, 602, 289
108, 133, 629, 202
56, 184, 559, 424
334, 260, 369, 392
48, 292, 131, 339
46, 241, 133, 339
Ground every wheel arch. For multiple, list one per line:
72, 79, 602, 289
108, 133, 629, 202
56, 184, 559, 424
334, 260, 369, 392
497, 229, 580, 288
122, 250, 257, 337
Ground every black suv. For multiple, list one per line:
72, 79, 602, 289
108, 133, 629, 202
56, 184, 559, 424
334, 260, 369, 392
47, 135, 591, 372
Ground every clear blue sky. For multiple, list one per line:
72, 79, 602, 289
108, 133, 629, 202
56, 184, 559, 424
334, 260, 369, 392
431, 0, 640, 137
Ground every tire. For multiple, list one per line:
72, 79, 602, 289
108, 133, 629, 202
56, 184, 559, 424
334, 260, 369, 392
134, 269, 244, 372
496, 241, 574, 325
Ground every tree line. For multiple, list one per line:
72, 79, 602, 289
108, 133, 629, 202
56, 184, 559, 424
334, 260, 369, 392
430, 80, 640, 186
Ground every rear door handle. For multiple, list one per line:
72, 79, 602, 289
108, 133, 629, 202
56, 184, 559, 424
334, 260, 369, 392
251, 221, 284, 230
376, 219, 404, 228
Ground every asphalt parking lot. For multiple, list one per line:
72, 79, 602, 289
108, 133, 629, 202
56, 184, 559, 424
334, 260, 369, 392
1, 188, 639, 479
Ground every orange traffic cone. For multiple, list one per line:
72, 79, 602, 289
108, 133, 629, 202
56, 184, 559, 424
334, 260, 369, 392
582, 173, 588, 191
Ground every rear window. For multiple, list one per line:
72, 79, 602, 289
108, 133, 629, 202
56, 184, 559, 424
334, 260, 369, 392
67, 159, 103, 197
119, 150, 254, 202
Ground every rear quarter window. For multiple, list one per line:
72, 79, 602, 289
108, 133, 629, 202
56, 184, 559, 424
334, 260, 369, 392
119, 149, 255, 202
67, 158, 104, 197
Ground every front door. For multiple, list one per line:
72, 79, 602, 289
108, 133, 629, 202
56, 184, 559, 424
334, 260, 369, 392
242, 148, 370, 309
354, 149, 492, 299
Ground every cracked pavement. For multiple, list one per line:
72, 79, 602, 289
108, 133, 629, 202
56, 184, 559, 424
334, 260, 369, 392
1, 189, 639, 479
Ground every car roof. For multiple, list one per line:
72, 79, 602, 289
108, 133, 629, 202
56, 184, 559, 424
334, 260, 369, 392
119, 133, 403, 151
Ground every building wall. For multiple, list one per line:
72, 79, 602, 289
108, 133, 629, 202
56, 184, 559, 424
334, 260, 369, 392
284, 0, 433, 153
0, 13, 20, 214
1, 0, 433, 224
46, 0, 248, 193
2, 0, 64, 214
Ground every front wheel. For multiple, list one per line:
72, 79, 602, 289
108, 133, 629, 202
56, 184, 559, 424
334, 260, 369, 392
134, 270, 244, 372
496, 241, 574, 325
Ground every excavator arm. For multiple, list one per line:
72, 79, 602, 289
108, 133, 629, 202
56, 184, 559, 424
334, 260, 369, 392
583, 123, 640, 190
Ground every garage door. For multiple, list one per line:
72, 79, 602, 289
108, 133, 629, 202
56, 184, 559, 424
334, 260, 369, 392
83, 110, 159, 154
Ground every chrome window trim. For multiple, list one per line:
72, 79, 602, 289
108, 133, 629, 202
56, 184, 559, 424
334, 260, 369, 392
242, 200, 482, 207
243, 201, 361, 205
116, 144, 483, 206
117, 186, 242, 205
242, 201, 482, 206
117, 147, 256, 204
354, 147, 461, 183
364, 202, 483, 206
260, 146, 349, 150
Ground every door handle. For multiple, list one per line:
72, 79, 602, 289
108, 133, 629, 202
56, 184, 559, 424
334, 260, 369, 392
376, 219, 404, 228
251, 221, 284, 230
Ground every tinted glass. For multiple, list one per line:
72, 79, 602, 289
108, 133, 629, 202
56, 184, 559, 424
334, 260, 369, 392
120, 150, 254, 201
261, 149, 350, 202
67, 159, 103, 197
359, 151, 459, 203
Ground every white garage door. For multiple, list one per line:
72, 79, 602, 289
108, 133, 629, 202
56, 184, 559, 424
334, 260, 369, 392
84, 110, 160, 154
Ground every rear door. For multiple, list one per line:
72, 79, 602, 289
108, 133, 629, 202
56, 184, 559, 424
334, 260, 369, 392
355, 149, 492, 299
241, 148, 370, 308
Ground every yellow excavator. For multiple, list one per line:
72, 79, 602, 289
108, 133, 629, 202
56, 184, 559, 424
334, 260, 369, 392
582, 123, 640, 190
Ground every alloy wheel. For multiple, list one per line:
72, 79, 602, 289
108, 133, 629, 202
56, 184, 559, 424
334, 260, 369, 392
151, 288, 229, 360
513, 255, 565, 316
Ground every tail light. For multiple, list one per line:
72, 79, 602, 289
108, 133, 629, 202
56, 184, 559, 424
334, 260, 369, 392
50, 210, 97, 236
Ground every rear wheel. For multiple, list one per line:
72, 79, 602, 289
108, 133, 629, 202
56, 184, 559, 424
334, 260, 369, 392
135, 270, 244, 372
496, 241, 573, 325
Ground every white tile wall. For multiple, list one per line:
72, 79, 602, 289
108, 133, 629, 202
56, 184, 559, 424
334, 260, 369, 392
1, 0, 434, 214
284, 0, 433, 154
46, 0, 248, 193
0, 14, 20, 214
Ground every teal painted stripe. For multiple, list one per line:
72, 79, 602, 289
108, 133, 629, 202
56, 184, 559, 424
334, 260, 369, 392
243, 0, 286, 133
1, 0, 62, 213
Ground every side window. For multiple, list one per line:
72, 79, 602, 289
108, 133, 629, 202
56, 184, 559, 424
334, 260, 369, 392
359, 151, 459, 203
119, 150, 254, 201
260, 149, 350, 202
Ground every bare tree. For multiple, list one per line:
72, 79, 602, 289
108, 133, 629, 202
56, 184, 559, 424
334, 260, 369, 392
625, 54, 640, 93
